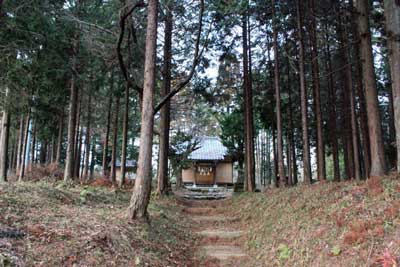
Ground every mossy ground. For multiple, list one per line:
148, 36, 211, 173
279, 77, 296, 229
0, 181, 196, 266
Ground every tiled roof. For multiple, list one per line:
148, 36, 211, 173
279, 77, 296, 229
188, 136, 228, 161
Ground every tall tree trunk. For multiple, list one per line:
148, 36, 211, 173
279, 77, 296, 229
287, 59, 298, 185
296, 0, 312, 183
10, 134, 16, 173
90, 138, 96, 179
0, 93, 10, 182
286, 133, 292, 185
48, 139, 52, 164
349, 0, 371, 178
344, 10, 361, 181
74, 94, 82, 179
349, 74, 361, 181
51, 134, 56, 164
119, 84, 129, 187
242, 7, 255, 191
128, 0, 158, 220
272, 0, 286, 187
271, 123, 278, 186
355, 54, 371, 177
337, 12, 359, 180
325, 28, 341, 181
80, 142, 85, 178
83, 94, 92, 180
56, 113, 64, 164
30, 120, 36, 170
336, 12, 355, 180
110, 96, 120, 182
64, 35, 79, 181
384, 0, 400, 172
74, 129, 81, 178
40, 139, 47, 164
157, 2, 173, 194
18, 113, 30, 181
16, 115, 24, 173
387, 83, 397, 168
309, 0, 325, 180
102, 92, 113, 176
355, 0, 387, 176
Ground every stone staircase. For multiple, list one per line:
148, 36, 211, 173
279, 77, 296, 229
178, 188, 248, 266
177, 185, 234, 200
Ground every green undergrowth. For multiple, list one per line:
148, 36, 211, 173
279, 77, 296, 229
0, 181, 195, 266
229, 176, 400, 267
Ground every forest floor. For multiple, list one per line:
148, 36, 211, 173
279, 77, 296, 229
0, 180, 197, 266
0, 175, 399, 267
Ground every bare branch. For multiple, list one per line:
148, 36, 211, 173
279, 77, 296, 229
116, 1, 145, 95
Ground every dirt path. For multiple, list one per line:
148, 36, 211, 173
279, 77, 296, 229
179, 197, 249, 267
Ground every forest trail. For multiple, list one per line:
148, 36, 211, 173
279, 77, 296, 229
178, 190, 249, 267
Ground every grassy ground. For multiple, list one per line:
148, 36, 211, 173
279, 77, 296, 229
0, 181, 196, 267
225, 175, 400, 267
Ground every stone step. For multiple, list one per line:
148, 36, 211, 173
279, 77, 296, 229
182, 194, 228, 200
200, 245, 247, 260
191, 215, 231, 223
185, 186, 231, 193
197, 230, 243, 239
183, 207, 215, 215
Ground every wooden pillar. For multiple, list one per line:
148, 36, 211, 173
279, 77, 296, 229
213, 161, 217, 186
194, 162, 197, 186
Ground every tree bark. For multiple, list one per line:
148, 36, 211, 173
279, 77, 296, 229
83, 93, 92, 180
128, 0, 158, 220
90, 138, 96, 179
349, 0, 371, 178
157, 2, 173, 195
10, 134, 16, 172
56, 113, 64, 164
355, 52, 371, 177
271, 122, 278, 186
286, 133, 292, 186
384, 0, 400, 172
18, 113, 30, 181
16, 115, 24, 173
355, 0, 387, 177
119, 83, 129, 187
110, 96, 120, 182
242, 7, 255, 191
286, 58, 298, 185
102, 89, 113, 176
64, 35, 80, 181
51, 134, 57, 164
74, 96, 82, 179
272, 0, 286, 187
30, 119, 36, 171
387, 82, 397, 167
296, 0, 312, 183
0, 92, 10, 182
309, 0, 325, 180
